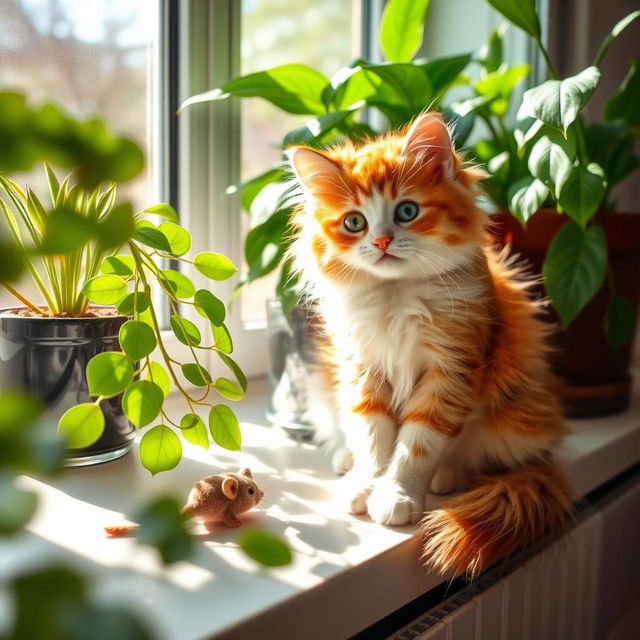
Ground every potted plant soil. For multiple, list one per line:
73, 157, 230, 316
474, 1, 640, 416
0, 163, 246, 469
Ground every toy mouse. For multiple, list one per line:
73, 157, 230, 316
105, 468, 264, 536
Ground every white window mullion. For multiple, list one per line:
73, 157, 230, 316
174, 0, 268, 379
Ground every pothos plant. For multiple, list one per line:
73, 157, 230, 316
181, 0, 488, 314
0, 165, 247, 475
0, 94, 290, 624
473, 0, 640, 346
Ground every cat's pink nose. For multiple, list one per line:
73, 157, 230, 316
372, 235, 393, 251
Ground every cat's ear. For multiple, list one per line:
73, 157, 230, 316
286, 146, 345, 204
401, 113, 455, 180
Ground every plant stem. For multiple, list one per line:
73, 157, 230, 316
478, 112, 500, 142
1, 284, 47, 315
129, 243, 194, 403
536, 38, 558, 80
574, 116, 589, 165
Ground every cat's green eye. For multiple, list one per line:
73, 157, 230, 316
343, 212, 367, 233
394, 200, 420, 223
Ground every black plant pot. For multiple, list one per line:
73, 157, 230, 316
0, 309, 135, 466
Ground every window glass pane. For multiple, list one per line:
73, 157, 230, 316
240, 0, 355, 323
0, 0, 159, 308
0, 0, 158, 208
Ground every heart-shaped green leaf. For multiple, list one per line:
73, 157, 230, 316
119, 320, 157, 361
58, 403, 105, 448
169, 315, 201, 346
134, 225, 172, 252
193, 252, 237, 281
557, 163, 607, 228
181, 363, 211, 387
543, 222, 607, 326
379, 0, 430, 63
82, 275, 127, 305
487, 0, 541, 39
180, 414, 209, 449
143, 203, 179, 223
217, 352, 248, 392
474, 64, 530, 116
100, 255, 135, 276
508, 176, 549, 226
527, 134, 573, 191
208, 404, 241, 451
122, 380, 164, 427
160, 269, 195, 299
139, 425, 182, 475
213, 377, 245, 401
194, 289, 226, 326
117, 290, 150, 316
237, 529, 292, 567
212, 323, 233, 354
86, 352, 134, 396
521, 66, 601, 132
158, 222, 191, 256
144, 361, 171, 398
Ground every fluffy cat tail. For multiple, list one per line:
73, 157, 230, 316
420, 461, 573, 577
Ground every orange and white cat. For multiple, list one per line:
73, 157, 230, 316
286, 113, 572, 577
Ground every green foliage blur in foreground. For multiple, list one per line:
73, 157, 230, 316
0, 392, 154, 638
0, 392, 292, 639
183, 0, 639, 347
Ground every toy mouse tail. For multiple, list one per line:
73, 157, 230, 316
104, 525, 139, 537
420, 461, 573, 578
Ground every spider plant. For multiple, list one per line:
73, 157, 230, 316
0, 164, 130, 316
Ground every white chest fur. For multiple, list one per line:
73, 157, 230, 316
321, 278, 452, 409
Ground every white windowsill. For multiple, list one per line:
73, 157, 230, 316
2, 377, 640, 640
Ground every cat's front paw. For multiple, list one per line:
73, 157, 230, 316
340, 471, 374, 515
367, 480, 423, 526
332, 447, 354, 475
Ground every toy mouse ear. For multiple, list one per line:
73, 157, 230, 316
222, 477, 239, 499
240, 468, 253, 479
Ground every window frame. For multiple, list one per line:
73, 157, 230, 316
171, 0, 368, 379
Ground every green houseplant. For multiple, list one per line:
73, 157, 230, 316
474, 1, 640, 415
0, 98, 247, 471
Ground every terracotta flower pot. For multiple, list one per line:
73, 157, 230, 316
490, 209, 640, 417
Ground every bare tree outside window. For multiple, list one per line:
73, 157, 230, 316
0, 0, 157, 208
0, 0, 158, 308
